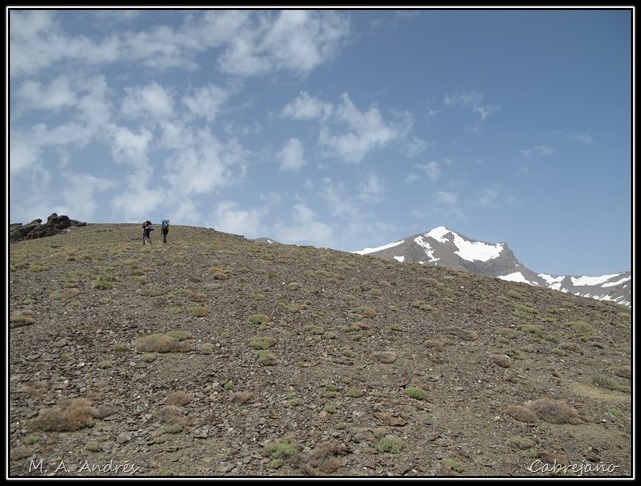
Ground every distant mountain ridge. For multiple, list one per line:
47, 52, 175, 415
354, 226, 631, 308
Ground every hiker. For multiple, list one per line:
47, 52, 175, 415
142, 220, 154, 245
161, 219, 169, 243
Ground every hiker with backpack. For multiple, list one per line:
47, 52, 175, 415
142, 220, 154, 245
161, 219, 169, 243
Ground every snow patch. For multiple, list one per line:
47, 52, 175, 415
601, 276, 631, 288
426, 227, 503, 262
414, 235, 439, 262
539, 274, 565, 285
571, 274, 621, 286
498, 272, 533, 284
354, 239, 405, 255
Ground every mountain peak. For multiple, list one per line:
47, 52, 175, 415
425, 225, 453, 240
355, 227, 630, 307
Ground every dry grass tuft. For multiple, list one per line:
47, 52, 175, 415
560, 342, 583, 354
491, 354, 512, 368
10, 310, 36, 328
293, 441, 351, 476
29, 398, 94, 432
132, 334, 176, 353
444, 326, 479, 341
608, 365, 631, 380
132, 333, 196, 353
373, 351, 397, 363
49, 288, 81, 300
505, 404, 538, 423
248, 336, 278, 350
525, 398, 583, 424
423, 339, 444, 350
166, 391, 194, 406
156, 405, 190, 427
230, 391, 254, 404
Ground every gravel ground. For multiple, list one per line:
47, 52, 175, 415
8, 224, 633, 478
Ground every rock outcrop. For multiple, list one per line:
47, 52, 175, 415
9, 213, 87, 242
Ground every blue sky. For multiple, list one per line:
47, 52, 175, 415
7, 8, 633, 276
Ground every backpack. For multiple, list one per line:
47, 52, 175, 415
161, 219, 170, 229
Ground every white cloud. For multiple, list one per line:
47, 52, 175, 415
60, 173, 117, 221
106, 125, 154, 169
217, 10, 350, 77
434, 190, 458, 207
405, 135, 431, 158
211, 200, 267, 237
182, 84, 229, 122
262, 10, 349, 74
164, 130, 247, 195
319, 178, 360, 219
76, 75, 114, 133
9, 10, 124, 77
476, 186, 500, 207
416, 161, 441, 181
546, 130, 595, 144
111, 185, 165, 220
570, 132, 594, 144
10, 118, 95, 175
278, 138, 306, 171
9, 130, 42, 172
283, 92, 412, 164
519, 145, 556, 158
357, 173, 385, 202
322, 93, 412, 163
10, 10, 349, 80
121, 82, 174, 120
158, 120, 196, 151
15, 76, 76, 112
443, 89, 500, 133
281, 91, 333, 120
273, 202, 335, 247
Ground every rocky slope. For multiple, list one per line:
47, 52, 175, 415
8, 223, 632, 477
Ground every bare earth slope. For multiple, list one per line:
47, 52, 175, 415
8, 224, 633, 478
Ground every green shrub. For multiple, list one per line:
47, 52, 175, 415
566, 321, 595, 336
265, 436, 300, 469
189, 306, 209, 317
249, 313, 271, 324
248, 336, 277, 350
376, 435, 404, 453
404, 386, 426, 400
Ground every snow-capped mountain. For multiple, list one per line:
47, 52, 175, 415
354, 226, 631, 308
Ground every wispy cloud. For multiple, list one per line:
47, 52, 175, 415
121, 82, 175, 120
60, 173, 117, 220
443, 89, 500, 133
569, 131, 594, 144
545, 130, 595, 144
182, 84, 230, 122
476, 185, 501, 207
357, 173, 385, 202
273, 201, 335, 247
210, 200, 268, 237
282, 92, 413, 163
278, 137, 306, 172
405, 135, 432, 158
10, 10, 351, 79
519, 145, 556, 159
215, 10, 350, 77
15, 76, 77, 112
415, 161, 441, 181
